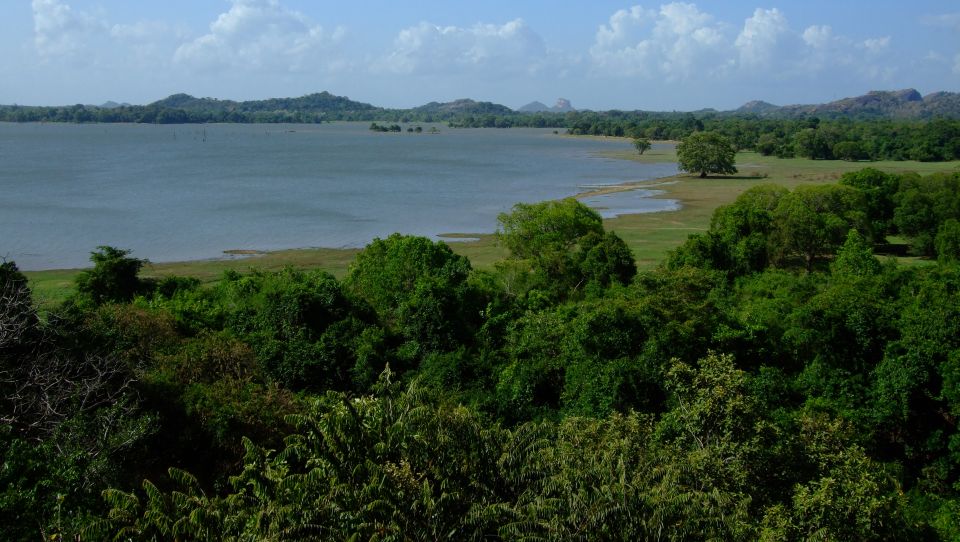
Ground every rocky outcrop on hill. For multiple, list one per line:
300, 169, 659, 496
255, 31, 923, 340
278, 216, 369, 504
735, 89, 960, 119
517, 98, 575, 113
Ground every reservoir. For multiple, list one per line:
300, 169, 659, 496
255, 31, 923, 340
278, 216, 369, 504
0, 122, 677, 270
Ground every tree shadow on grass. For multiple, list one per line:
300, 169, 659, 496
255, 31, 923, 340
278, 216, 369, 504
690, 175, 770, 180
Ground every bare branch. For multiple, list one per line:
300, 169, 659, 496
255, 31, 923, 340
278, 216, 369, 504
0, 277, 35, 350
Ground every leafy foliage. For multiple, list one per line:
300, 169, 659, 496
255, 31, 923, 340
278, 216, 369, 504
496, 198, 635, 302
74, 246, 147, 306
7, 167, 960, 539
676, 131, 738, 178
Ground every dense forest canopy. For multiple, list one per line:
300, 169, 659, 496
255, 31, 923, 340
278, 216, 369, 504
4, 164, 960, 539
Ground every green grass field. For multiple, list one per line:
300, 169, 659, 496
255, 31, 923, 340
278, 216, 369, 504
24, 146, 958, 305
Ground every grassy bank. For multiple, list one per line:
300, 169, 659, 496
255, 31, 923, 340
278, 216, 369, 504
24, 147, 958, 305
601, 147, 958, 268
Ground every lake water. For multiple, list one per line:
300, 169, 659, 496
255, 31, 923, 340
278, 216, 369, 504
0, 122, 677, 270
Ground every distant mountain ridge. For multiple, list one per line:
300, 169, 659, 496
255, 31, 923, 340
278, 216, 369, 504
518, 98, 576, 113
4, 88, 960, 123
735, 89, 960, 119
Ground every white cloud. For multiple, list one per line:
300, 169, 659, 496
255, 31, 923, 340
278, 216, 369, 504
593, 6, 656, 50
31, 0, 105, 58
380, 19, 549, 76
861, 37, 890, 55
590, 2, 728, 79
734, 8, 788, 68
589, 4, 907, 90
173, 0, 345, 73
955, 53, 960, 75
802, 25, 833, 49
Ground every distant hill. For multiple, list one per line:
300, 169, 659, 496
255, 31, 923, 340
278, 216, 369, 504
518, 98, 575, 113
98, 100, 130, 109
735, 89, 960, 119
412, 99, 513, 116
518, 101, 551, 113
149, 91, 379, 115
736, 100, 779, 115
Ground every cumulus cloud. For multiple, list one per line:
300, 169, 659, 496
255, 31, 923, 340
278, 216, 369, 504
589, 3, 904, 89
590, 2, 728, 79
734, 8, 788, 68
31, 0, 105, 58
801, 25, 833, 49
380, 19, 549, 76
174, 0, 345, 73
593, 6, 656, 50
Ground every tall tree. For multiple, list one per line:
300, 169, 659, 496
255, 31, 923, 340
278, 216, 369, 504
676, 131, 738, 178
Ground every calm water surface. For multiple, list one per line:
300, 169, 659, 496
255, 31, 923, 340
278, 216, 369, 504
0, 122, 677, 269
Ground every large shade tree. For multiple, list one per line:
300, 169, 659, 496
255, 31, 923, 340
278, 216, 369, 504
677, 131, 738, 178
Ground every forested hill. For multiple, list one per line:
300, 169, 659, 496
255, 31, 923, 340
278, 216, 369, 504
736, 88, 960, 119
410, 98, 514, 116
149, 91, 380, 115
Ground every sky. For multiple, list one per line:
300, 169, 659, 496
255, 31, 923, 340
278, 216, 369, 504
2, 0, 958, 111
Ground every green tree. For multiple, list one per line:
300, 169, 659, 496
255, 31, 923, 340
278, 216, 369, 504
839, 168, 900, 238
74, 246, 146, 305
633, 137, 652, 155
578, 230, 637, 292
344, 234, 481, 358
755, 133, 781, 156
935, 218, 960, 262
676, 131, 738, 178
669, 184, 788, 276
831, 229, 882, 278
769, 185, 868, 271
497, 198, 603, 261
759, 416, 915, 541
793, 127, 838, 160
833, 141, 868, 162
216, 268, 369, 391
497, 198, 631, 300
893, 172, 960, 256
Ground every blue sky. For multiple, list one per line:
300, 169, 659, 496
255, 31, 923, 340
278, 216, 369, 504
2, 1, 958, 110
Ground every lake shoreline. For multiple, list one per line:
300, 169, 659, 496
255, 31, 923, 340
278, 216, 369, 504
8, 123, 681, 272
24, 141, 960, 305
24, 170, 685, 275
16, 132, 680, 274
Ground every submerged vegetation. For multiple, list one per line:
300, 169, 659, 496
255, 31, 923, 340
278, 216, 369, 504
5, 164, 960, 539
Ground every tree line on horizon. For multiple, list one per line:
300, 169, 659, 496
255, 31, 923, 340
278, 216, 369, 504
3, 166, 960, 540
3, 100, 959, 163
